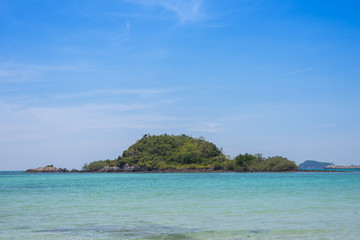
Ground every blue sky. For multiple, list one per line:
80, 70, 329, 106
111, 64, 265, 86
1, 0, 360, 170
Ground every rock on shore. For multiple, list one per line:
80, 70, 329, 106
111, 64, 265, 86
25, 166, 69, 173
97, 164, 149, 172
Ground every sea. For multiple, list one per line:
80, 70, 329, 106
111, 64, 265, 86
1, 171, 359, 239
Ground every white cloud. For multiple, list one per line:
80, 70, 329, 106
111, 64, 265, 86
0, 62, 74, 82
54, 88, 174, 99
276, 67, 313, 76
113, 22, 132, 47
124, 0, 204, 23
188, 122, 221, 133
0, 101, 177, 170
0, 102, 180, 143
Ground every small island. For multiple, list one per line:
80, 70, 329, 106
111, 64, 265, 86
25, 165, 69, 173
25, 134, 299, 173
81, 134, 298, 172
298, 160, 332, 170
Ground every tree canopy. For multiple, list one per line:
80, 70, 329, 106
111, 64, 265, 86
234, 153, 298, 171
119, 134, 227, 169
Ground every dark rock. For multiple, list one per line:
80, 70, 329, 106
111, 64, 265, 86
122, 164, 149, 172
25, 166, 69, 173
98, 166, 121, 172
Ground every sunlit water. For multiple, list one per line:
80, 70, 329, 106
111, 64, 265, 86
1, 172, 359, 239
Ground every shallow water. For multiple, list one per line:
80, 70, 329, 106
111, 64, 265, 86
1, 172, 359, 239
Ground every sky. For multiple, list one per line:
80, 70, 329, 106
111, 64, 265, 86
1, 0, 360, 170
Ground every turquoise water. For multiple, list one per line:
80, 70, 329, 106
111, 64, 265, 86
1, 172, 360, 239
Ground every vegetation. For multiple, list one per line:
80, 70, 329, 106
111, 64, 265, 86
234, 153, 298, 171
82, 134, 298, 172
120, 134, 228, 169
82, 159, 118, 171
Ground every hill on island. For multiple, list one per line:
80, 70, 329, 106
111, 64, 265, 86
299, 160, 332, 169
83, 134, 298, 172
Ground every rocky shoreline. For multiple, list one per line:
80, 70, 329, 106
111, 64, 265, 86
25, 165, 227, 173
25, 165, 346, 173
25, 166, 70, 173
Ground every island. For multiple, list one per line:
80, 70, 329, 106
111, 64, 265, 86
25, 134, 299, 173
25, 165, 69, 173
325, 165, 360, 169
298, 160, 332, 170
81, 134, 298, 172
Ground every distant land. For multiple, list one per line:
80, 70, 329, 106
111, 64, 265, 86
299, 160, 332, 170
26, 134, 299, 173
325, 165, 360, 169
25, 135, 359, 173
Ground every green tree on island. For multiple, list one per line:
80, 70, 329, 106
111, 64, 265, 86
234, 153, 297, 171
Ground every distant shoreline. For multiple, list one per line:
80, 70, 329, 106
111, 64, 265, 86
21, 168, 353, 173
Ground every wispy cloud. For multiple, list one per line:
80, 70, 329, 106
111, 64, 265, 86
316, 123, 335, 128
124, 0, 204, 23
54, 88, 176, 99
113, 22, 132, 47
188, 122, 221, 133
276, 67, 313, 77
0, 102, 179, 141
0, 62, 74, 82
